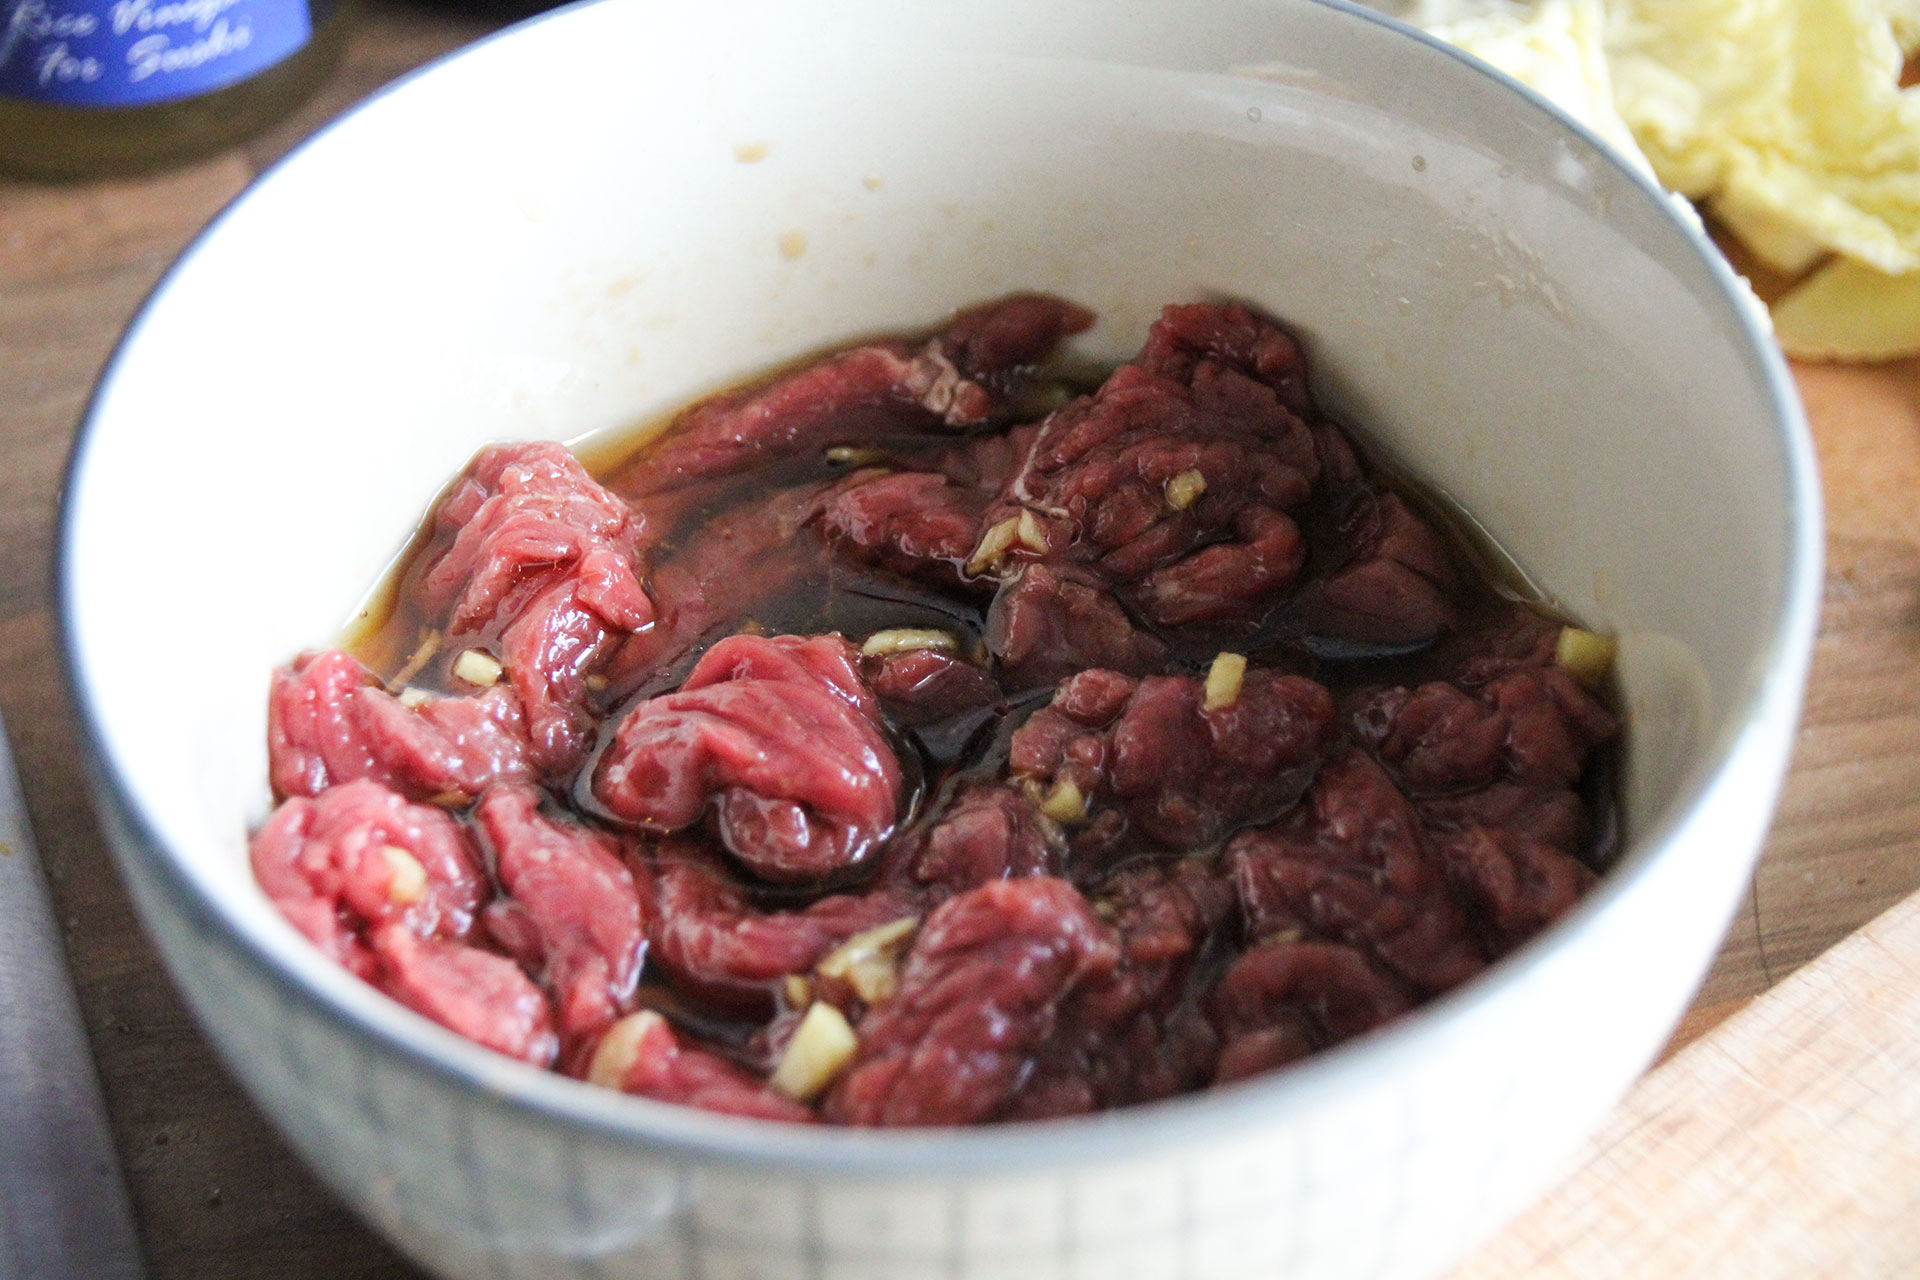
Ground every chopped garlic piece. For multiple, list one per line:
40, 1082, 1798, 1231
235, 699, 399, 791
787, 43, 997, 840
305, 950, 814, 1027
784, 974, 814, 1008
1040, 777, 1088, 825
1016, 509, 1048, 552
966, 516, 1022, 573
1204, 652, 1248, 710
818, 916, 919, 1004
1555, 626, 1617, 689
825, 445, 888, 466
860, 628, 959, 657
818, 917, 919, 980
769, 1002, 858, 1101
1608, 0, 1920, 276
848, 956, 900, 1004
452, 648, 503, 687
1165, 469, 1208, 510
396, 687, 432, 709
587, 1011, 662, 1089
379, 845, 428, 905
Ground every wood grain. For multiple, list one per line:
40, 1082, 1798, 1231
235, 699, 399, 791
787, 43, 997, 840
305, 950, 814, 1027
1, 7, 1918, 1276
0, 7, 491, 1277
1449, 888, 1920, 1279
1686, 357, 1920, 1027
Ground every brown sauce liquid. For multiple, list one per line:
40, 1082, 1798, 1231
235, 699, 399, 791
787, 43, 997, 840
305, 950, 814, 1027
348, 355, 1622, 889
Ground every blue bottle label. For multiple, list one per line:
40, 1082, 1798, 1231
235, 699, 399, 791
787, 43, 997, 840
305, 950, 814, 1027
0, 0, 312, 107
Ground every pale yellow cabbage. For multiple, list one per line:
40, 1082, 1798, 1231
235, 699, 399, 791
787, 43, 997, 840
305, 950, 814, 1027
1772, 256, 1920, 358
1609, 0, 1920, 276
1408, 0, 1920, 358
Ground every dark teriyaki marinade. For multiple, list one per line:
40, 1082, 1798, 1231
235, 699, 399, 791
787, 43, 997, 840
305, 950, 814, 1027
256, 294, 1620, 1125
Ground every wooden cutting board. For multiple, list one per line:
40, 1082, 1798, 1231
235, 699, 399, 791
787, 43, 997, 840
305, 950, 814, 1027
1447, 886, 1920, 1279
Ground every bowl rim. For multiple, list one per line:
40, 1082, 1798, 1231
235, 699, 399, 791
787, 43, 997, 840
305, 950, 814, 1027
57, 0, 1822, 1175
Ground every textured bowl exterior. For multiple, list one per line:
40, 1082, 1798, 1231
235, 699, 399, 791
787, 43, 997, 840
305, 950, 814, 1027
93, 733, 1796, 1280
62, 1, 1820, 1278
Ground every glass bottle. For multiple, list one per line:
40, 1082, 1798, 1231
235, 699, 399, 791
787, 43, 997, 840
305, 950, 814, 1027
0, 0, 351, 180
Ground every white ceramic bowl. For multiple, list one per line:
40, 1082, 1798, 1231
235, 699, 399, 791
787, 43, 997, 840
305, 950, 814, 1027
61, 2, 1820, 1277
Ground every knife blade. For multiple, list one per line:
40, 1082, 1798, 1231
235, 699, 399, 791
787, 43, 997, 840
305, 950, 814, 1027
0, 708, 145, 1280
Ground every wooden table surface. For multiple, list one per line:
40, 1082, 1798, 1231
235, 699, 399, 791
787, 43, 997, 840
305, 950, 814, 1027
4, 6, 1918, 1277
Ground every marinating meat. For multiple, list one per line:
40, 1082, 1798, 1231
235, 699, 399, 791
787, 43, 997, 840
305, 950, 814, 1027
475, 786, 645, 1053
903, 782, 1065, 895
1009, 666, 1336, 854
586, 1010, 813, 1122
269, 648, 538, 802
249, 779, 557, 1064
592, 634, 903, 884
1225, 750, 1487, 996
986, 562, 1168, 688
826, 876, 1118, 1126
863, 646, 1002, 728
1208, 938, 1415, 1082
628, 293, 1093, 493
643, 841, 915, 1005
814, 469, 993, 593
252, 294, 1619, 1125
408, 442, 656, 774
1005, 861, 1234, 1117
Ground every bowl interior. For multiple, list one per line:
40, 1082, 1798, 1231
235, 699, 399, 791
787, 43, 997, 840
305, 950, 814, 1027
66, 0, 1801, 1123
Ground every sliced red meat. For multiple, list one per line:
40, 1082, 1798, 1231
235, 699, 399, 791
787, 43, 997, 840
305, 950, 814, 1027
1009, 666, 1336, 853
1354, 665, 1616, 795
1351, 681, 1508, 794
369, 924, 559, 1067
413, 443, 654, 774
1005, 860, 1235, 1118
586, 1011, 813, 1123
996, 353, 1319, 626
979, 303, 1323, 629
1207, 938, 1414, 1083
1420, 783, 1587, 857
492, 576, 625, 774
986, 563, 1167, 689
418, 442, 653, 634
475, 785, 646, 1049
644, 842, 917, 1005
249, 778, 487, 977
1293, 491, 1459, 649
629, 294, 1092, 492
1137, 300, 1312, 416
1488, 666, 1619, 789
1436, 826, 1597, 955
905, 783, 1064, 896
863, 647, 1002, 728
1349, 659, 1615, 954
594, 635, 901, 884
826, 877, 1118, 1126
814, 469, 991, 592
1133, 503, 1308, 628
268, 648, 537, 802
1226, 750, 1486, 995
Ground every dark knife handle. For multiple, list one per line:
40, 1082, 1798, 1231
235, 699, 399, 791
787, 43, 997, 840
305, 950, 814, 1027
0, 714, 145, 1280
